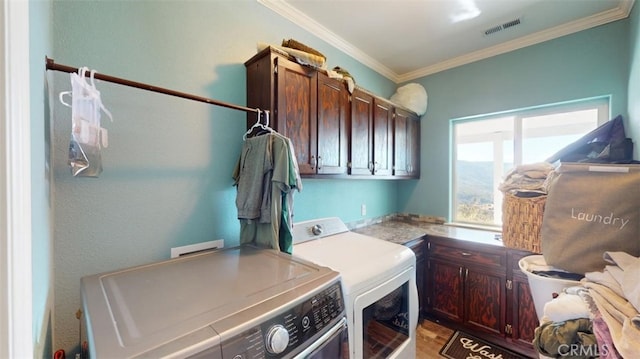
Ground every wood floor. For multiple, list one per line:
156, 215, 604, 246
416, 319, 455, 358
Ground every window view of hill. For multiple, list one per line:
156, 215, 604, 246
455, 161, 512, 224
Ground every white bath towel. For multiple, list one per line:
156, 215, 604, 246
584, 267, 625, 298
602, 251, 640, 313
585, 281, 640, 359
543, 292, 591, 322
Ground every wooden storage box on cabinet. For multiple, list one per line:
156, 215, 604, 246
245, 47, 349, 176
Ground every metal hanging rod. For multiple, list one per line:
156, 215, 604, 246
45, 57, 261, 115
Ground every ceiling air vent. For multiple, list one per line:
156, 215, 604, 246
483, 17, 522, 36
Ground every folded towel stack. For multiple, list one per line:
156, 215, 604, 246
499, 162, 555, 195
533, 251, 640, 358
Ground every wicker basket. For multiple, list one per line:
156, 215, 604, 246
501, 192, 546, 253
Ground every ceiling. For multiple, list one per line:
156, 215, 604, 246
258, 0, 635, 83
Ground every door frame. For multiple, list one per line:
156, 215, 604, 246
1, 1, 34, 357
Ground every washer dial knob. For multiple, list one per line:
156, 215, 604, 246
265, 324, 289, 355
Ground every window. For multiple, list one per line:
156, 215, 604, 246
451, 97, 609, 228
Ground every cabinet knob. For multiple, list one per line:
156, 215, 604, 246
310, 155, 316, 169
317, 156, 322, 170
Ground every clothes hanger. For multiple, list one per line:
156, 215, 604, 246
243, 109, 274, 140
257, 110, 277, 136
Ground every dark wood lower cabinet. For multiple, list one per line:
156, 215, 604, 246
424, 235, 539, 358
464, 267, 506, 336
429, 259, 464, 322
508, 250, 540, 351
404, 238, 424, 316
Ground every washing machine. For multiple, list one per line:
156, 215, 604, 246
81, 245, 348, 358
292, 217, 418, 359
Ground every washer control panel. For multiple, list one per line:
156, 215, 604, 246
220, 282, 345, 358
292, 217, 350, 244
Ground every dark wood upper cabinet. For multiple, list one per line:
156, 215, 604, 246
275, 57, 318, 175
393, 107, 420, 178
350, 89, 374, 175
245, 47, 419, 179
349, 93, 394, 176
246, 48, 348, 176
372, 99, 393, 176
317, 71, 349, 175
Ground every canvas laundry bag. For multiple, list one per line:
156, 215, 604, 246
540, 162, 640, 274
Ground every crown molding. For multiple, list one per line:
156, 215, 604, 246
259, 0, 635, 83
399, 0, 635, 82
257, 0, 400, 81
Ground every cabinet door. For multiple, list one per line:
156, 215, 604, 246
245, 50, 277, 129
508, 250, 539, 349
393, 110, 408, 176
464, 268, 506, 336
350, 89, 374, 175
511, 276, 538, 346
276, 58, 317, 175
408, 113, 420, 177
373, 99, 393, 176
429, 258, 464, 323
394, 108, 420, 177
317, 72, 349, 175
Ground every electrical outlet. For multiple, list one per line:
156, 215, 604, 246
361, 204, 366, 216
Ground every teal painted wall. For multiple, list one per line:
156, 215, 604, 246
43, 0, 638, 354
49, 0, 397, 353
29, 1, 53, 358
398, 19, 632, 219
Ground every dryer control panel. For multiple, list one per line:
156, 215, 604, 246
220, 281, 346, 358
292, 217, 350, 244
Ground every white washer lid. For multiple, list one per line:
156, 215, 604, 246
293, 231, 415, 295
81, 245, 339, 358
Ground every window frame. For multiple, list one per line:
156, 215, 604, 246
449, 96, 610, 229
